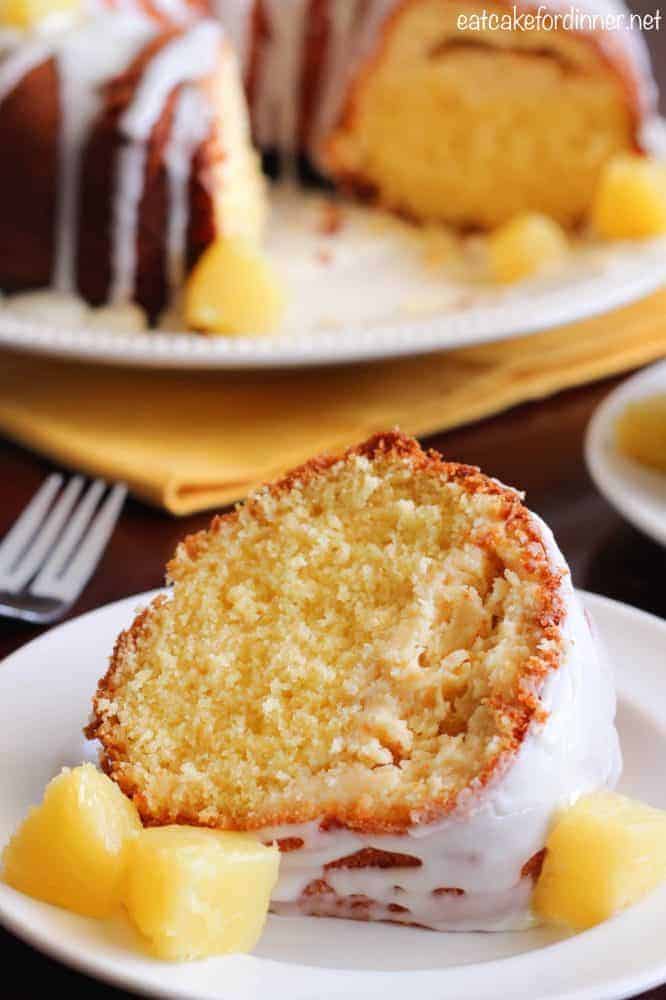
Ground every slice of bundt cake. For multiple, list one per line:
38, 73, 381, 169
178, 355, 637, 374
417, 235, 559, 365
88, 431, 620, 930
0, 11, 265, 320
217, 0, 656, 228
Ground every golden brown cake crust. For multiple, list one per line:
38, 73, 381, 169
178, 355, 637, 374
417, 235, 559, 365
87, 430, 565, 834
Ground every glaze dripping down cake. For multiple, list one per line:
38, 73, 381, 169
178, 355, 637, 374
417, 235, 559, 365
88, 432, 621, 930
0, 11, 265, 320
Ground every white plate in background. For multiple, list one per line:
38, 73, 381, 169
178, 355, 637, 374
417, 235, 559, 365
1, 188, 665, 370
0, 589, 665, 999
586, 361, 666, 546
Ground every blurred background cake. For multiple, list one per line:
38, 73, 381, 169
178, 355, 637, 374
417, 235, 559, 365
218, 0, 657, 228
0, 0, 659, 320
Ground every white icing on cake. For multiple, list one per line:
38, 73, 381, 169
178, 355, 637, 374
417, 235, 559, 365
164, 86, 212, 294
0, 13, 223, 308
85, 0, 195, 23
256, 512, 621, 931
251, 0, 309, 157
217, 0, 253, 64
111, 18, 221, 303
0, 36, 52, 104
54, 15, 156, 293
214, 0, 395, 163
146, 0, 195, 24
0, 288, 149, 330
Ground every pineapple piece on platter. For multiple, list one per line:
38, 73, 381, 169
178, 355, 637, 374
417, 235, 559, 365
185, 238, 286, 337
123, 826, 280, 961
488, 212, 568, 284
616, 395, 666, 473
2, 764, 141, 917
533, 791, 666, 931
592, 154, 666, 239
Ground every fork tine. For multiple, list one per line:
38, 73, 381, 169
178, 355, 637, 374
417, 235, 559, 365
2, 476, 85, 592
33, 483, 127, 603
30, 479, 107, 597
0, 474, 63, 576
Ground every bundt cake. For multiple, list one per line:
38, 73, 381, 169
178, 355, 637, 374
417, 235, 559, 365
217, 0, 657, 228
0, 10, 265, 319
87, 431, 621, 931
0, 0, 659, 320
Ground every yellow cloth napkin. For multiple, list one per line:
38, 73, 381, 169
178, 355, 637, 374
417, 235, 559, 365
1, 288, 665, 515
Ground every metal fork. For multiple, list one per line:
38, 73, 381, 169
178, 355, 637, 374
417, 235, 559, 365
0, 474, 127, 624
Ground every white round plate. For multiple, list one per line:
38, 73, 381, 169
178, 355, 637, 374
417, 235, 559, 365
1, 589, 666, 999
586, 361, 666, 546
1, 187, 665, 370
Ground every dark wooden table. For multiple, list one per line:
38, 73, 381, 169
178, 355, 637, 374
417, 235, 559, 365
2, 5, 666, 995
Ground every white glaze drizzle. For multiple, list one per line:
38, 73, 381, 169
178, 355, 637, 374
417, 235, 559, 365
305, 0, 360, 154
212, 0, 254, 67
147, 0, 194, 24
163, 85, 212, 297
120, 20, 218, 139
252, 0, 309, 157
53, 16, 157, 293
309, 0, 396, 159
0, 13, 221, 304
254, 512, 621, 931
84, 0, 194, 23
0, 15, 156, 293
109, 19, 221, 303
109, 145, 148, 304
0, 37, 51, 104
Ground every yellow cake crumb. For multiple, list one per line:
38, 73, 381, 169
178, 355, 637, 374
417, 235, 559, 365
326, 0, 635, 229
185, 238, 285, 337
616, 394, 666, 472
533, 791, 666, 930
488, 213, 568, 284
592, 154, 666, 239
88, 432, 564, 834
2, 764, 141, 917
123, 827, 279, 961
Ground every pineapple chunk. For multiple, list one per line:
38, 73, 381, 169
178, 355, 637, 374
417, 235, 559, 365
0, 0, 80, 29
616, 395, 666, 473
533, 791, 666, 931
123, 827, 280, 961
488, 213, 568, 284
185, 238, 285, 337
2, 764, 141, 917
592, 154, 666, 239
